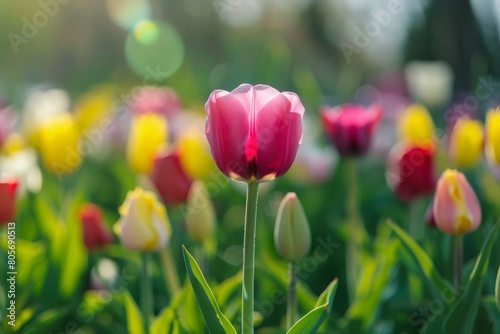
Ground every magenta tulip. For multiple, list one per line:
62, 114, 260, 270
205, 84, 304, 183
320, 104, 382, 157
150, 149, 193, 206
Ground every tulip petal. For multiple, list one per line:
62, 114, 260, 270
255, 93, 302, 180
205, 90, 250, 180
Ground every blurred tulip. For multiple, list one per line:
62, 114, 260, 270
79, 204, 113, 251
150, 149, 193, 206
320, 104, 382, 157
386, 141, 436, 202
129, 87, 181, 118
0, 178, 17, 225
38, 113, 82, 177
127, 113, 168, 174
177, 132, 215, 180
0, 149, 42, 195
1, 133, 27, 156
74, 86, 115, 132
486, 107, 500, 167
185, 181, 216, 243
405, 61, 453, 108
274, 193, 311, 263
448, 118, 484, 169
432, 169, 481, 235
0, 107, 16, 150
205, 84, 304, 182
114, 188, 171, 251
398, 104, 435, 147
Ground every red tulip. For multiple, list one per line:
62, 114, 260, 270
79, 204, 113, 250
386, 141, 436, 202
0, 178, 17, 225
205, 84, 304, 182
150, 149, 193, 206
320, 104, 382, 157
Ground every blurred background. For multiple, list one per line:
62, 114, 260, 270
2, 0, 500, 333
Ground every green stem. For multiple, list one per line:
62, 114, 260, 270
141, 253, 153, 331
287, 262, 298, 329
242, 182, 259, 334
346, 158, 363, 302
160, 247, 181, 296
408, 201, 423, 304
454, 235, 463, 289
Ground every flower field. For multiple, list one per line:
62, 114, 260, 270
1, 1, 500, 333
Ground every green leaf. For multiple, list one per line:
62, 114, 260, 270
345, 223, 399, 330
444, 221, 500, 334
387, 220, 455, 296
496, 266, 500, 312
123, 291, 145, 334
150, 307, 175, 334
182, 245, 237, 334
287, 279, 338, 334
20, 307, 70, 334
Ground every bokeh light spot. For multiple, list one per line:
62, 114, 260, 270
125, 20, 185, 79
106, 0, 151, 30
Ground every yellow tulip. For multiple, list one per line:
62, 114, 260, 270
398, 104, 435, 147
74, 86, 115, 132
114, 188, 171, 251
185, 181, 216, 243
38, 113, 82, 176
486, 108, 500, 166
127, 114, 168, 174
177, 132, 214, 180
448, 118, 484, 169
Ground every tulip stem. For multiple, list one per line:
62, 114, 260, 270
160, 247, 181, 296
140, 253, 153, 331
242, 182, 259, 334
454, 235, 463, 288
287, 262, 298, 329
346, 158, 364, 302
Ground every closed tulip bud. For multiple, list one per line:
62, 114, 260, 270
0, 178, 18, 225
320, 104, 382, 157
205, 84, 304, 183
398, 104, 435, 147
274, 193, 311, 263
486, 107, 500, 167
79, 204, 114, 251
448, 118, 484, 169
150, 149, 193, 206
114, 188, 171, 252
38, 114, 82, 177
185, 181, 216, 243
178, 132, 215, 180
433, 169, 481, 235
127, 113, 168, 174
386, 141, 436, 202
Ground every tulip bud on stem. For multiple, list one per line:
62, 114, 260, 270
160, 247, 181, 296
454, 235, 463, 288
287, 262, 298, 329
242, 182, 259, 334
141, 253, 153, 331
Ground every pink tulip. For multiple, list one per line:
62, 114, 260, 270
129, 87, 181, 118
205, 84, 304, 182
433, 169, 481, 235
320, 104, 382, 157
150, 149, 193, 206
